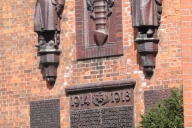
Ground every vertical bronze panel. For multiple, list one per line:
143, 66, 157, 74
144, 89, 170, 111
30, 99, 60, 128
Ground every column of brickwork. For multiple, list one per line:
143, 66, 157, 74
181, 1, 192, 127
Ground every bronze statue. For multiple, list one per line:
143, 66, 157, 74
130, 0, 162, 77
131, 0, 162, 36
34, 0, 65, 85
34, 0, 65, 49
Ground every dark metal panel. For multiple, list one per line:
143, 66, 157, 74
30, 99, 60, 128
144, 89, 170, 111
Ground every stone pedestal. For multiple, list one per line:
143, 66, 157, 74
135, 33, 159, 76
38, 50, 61, 85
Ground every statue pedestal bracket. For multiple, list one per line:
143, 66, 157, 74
135, 33, 159, 77
38, 49, 61, 85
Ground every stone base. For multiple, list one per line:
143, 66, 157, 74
137, 42, 158, 52
38, 49, 61, 85
135, 34, 159, 77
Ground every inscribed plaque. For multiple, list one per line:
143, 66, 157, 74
144, 89, 170, 111
66, 79, 136, 128
30, 99, 60, 128
70, 106, 133, 128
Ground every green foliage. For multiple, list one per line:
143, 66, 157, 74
139, 87, 183, 128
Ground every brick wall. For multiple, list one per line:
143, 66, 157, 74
0, 0, 70, 127
181, 0, 192, 127
0, 0, 184, 127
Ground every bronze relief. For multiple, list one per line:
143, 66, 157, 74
76, 0, 123, 59
87, 0, 114, 46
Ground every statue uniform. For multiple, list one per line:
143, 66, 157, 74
34, 0, 65, 32
34, 0, 65, 48
33, 0, 65, 85
131, 0, 162, 28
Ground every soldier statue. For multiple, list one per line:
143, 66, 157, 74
130, 0, 162, 76
34, 0, 65, 49
130, 0, 162, 36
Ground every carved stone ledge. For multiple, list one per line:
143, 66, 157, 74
65, 79, 136, 94
38, 49, 61, 85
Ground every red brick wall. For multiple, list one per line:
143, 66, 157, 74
59, 0, 182, 125
181, 0, 192, 127
0, 0, 184, 127
0, 0, 70, 127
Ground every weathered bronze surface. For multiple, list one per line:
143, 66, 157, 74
144, 89, 170, 111
38, 50, 61, 85
76, 0, 123, 59
34, 0, 65, 49
87, 0, 114, 46
131, 0, 162, 28
30, 99, 60, 128
34, 0, 65, 85
66, 79, 136, 128
71, 106, 133, 128
130, 0, 162, 76
69, 88, 133, 110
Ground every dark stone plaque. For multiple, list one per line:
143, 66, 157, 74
30, 99, 60, 128
144, 89, 170, 111
66, 79, 136, 128
71, 106, 133, 128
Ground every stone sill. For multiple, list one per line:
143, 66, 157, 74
65, 79, 136, 94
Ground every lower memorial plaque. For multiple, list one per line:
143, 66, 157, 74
30, 99, 60, 128
65, 79, 136, 128
71, 106, 133, 128
144, 89, 170, 111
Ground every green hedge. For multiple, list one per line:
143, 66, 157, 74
139, 87, 183, 128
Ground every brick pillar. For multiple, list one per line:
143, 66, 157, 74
181, 1, 192, 127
